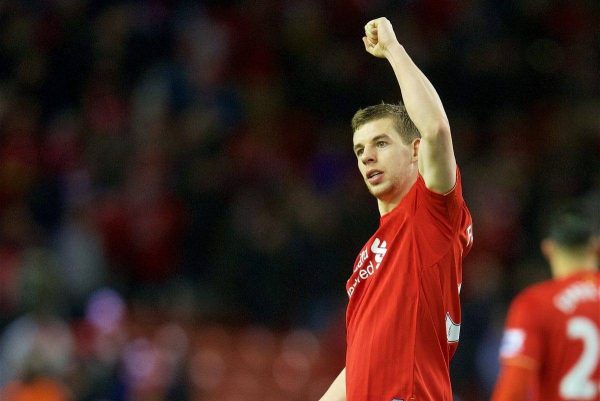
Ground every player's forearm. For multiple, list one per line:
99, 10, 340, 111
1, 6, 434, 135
384, 43, 449, 139
319, 368, 346, 401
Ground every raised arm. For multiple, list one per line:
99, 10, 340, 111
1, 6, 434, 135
363, 17, 456, 194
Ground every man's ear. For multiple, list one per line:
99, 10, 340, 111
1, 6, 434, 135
541, 239, 554, 261
412, 138, 420, 160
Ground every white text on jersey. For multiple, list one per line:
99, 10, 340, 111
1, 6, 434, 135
347, 238, 388, 298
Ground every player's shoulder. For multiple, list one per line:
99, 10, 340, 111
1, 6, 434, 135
512, 278, 557, 308
513, 272, 598, 306
413, 166, 468, 229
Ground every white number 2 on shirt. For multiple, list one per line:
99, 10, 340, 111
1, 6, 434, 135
560, 317, 600, 400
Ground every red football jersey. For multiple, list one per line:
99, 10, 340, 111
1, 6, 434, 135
345, 168, 473, 401
499, 271, 600, 401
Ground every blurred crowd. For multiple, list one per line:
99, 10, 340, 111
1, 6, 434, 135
0, 1, 598, 400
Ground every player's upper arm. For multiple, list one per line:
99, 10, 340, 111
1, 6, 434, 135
417, 121, 456, 194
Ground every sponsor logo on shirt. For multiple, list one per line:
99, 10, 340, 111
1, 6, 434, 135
499, 328, 525, 358
347, 238, 388, 298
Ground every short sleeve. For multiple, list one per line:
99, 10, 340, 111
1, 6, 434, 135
416, 167, 466, 230
499, 292, 544, 368
411, 167, 473, 268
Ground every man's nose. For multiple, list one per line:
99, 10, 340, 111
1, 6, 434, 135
361, 147, 376, 164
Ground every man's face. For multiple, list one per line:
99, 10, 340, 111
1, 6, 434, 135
353, 118, 419, 203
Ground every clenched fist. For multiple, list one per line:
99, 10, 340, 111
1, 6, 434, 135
363, 17, 400, 58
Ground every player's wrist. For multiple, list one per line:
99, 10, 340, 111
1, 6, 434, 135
383, 42, 403, 58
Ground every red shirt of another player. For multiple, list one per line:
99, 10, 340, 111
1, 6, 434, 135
345, 168, 473, 401
498, 271, 600, 401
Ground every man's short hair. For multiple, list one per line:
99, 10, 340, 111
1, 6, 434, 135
351, 102, 421, 144
546, 206, 595, 249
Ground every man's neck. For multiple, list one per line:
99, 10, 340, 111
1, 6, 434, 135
551, 254, 598, 279
377, 175, 418, 216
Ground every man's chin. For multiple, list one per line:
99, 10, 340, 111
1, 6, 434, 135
368, 184, 389, 198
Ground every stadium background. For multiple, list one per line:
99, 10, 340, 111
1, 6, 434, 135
0, 1, 598, 400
